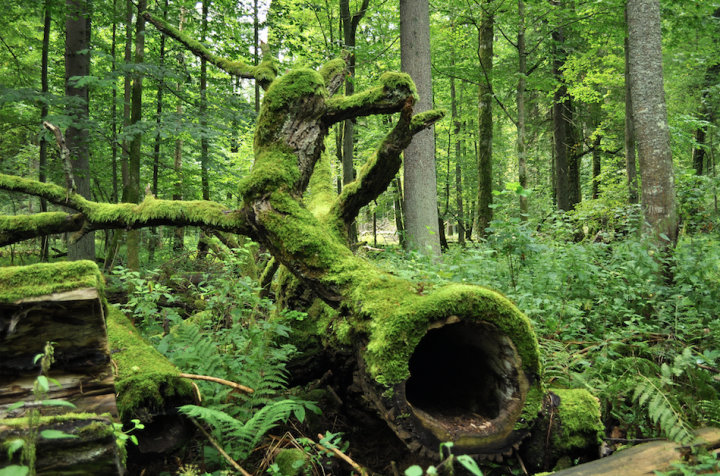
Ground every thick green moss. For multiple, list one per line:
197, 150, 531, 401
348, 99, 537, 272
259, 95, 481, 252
275, 448, 308, 476
0, 212, 75, 233
106, 306, 193, 422
0, 260, 104, 304
551, 389, 604, 452
1, 412, 114, 429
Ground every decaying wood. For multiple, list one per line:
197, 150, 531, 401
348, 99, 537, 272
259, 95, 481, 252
0, 287, 118, 420
552, 427, 720, 476
0, 415, 123, 475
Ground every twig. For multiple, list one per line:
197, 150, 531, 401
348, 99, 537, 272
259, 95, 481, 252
191, 381, 202, 404
316, 434, 366, 476
307, 370, 333, 393
698, 363, 720, 374
515, 449, 528, 475
326, 385, 343, 406
190, 417, 252, 476
391, 461, 400, 476
178, 373, 254, 393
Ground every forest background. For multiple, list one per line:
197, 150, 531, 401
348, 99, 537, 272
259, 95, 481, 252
2, 0, 720, 475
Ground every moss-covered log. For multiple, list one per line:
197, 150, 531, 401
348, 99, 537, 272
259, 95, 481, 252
106, 306, 195, 455
0, 34, 553, 459
0, 414, 124, 475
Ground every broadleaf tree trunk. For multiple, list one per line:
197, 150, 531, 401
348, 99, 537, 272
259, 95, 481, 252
627, 0, 678, 245
65, 0, 94, 261
477, 2, 493, 237
517, 0, 528, 218
400, 0, 441, 256
39, 0, 52, 262
127, 0, 146, 270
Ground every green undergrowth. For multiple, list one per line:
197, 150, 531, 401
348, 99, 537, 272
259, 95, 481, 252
370, 228, 720, 445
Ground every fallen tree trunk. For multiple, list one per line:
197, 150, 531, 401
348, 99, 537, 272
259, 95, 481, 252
0, 17, 598, 463
549, 427, 720, 476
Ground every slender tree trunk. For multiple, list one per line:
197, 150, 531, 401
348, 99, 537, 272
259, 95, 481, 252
691, 9, 720, 177
65, 0, 95, 261
254, 0, 260, 113
400, 0, 441, 255
553, 25, 570, 212
567, 100, 582, 208
148, 0, 167, 263
624, 6, 639, 204
592, 135, 602, 199
340, 0, 369, 244
121, 0, 132, 202
127, 0, 146, 270
517, 0, 528, 218
627, 0, 678, 245
172, 11, 186, 252
39, 0, 52, 262
477, 3, 493, 237
451, 77, 465, 246
200, 0, 210, 202
394, 176, 405, 248
109, 0, 119, 204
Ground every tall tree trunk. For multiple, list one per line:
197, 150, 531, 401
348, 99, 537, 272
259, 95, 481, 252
477, 3, 493, 237
200, 0, 210, 202
39, 0, 52, 262
340, 0, 369, 244
553, 24, 570, 212
149, 0, 167, 263
127, 0, 146, 270
173, 8, 186, 252
452, 77, 465, 246
567, 100, 582, 208
592, 135, 602, 200
122, 0, 132, 202
691, 8, 720, 177
624, 6, 639, 204
65, 0, 95, 261
393, 176, 405, 247
254, 0, 260, 113
400, 0, 441, 255
517, 0, 528, 218
627, 0, 678, 245
110, 0, 118, 204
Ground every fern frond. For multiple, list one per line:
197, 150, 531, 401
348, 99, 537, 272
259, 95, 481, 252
633, 376, 694, 444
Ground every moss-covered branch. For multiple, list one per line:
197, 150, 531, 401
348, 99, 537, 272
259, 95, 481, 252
0, 174, 255, 245
0, 212, 85, 247
330, 102, 445, 226
323, 72, 419, 126
143, 11, 278, 90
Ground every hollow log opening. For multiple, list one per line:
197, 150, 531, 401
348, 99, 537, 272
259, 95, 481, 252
401, 320, 528, 455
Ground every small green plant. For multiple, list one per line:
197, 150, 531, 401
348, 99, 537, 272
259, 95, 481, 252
404, 442, 483, 476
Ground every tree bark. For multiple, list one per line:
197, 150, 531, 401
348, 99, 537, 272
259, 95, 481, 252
553, 25, 570, 212
39, 0, 52, 262
592, 135, 602, 200
624, 6, 639, 204
400, 0, 441, 255
340, 0, 369, 244
65, 0, 95, 261
627, 0, 678, 245
517, 0, 528, 218
477, 3, 493, 238
451, 77, 465, 246
127, 0, 146, 270
173, 8, 186, 252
